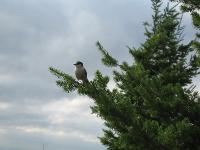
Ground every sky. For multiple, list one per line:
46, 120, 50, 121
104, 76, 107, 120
0, 0, 199, 150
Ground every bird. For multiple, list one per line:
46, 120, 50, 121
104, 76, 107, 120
74, 61, 89, 84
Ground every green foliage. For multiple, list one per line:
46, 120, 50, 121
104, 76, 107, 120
96, 41, 118, 67
170, 0, 200, 63
50, 0, 200, 149
49, 67, 78, 92
192, 12, 200, 29
170, 0, 200, 12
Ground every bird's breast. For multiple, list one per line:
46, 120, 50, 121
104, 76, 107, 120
75, 68, 85, 80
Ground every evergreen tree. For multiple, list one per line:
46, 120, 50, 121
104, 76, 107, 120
170, 0, 200, 63
49, 0, 200, 149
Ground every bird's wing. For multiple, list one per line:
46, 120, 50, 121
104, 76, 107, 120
83, 68, 89, 83
83, 68, 87, 77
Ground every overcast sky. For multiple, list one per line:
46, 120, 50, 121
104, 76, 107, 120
0, 0, 199, 150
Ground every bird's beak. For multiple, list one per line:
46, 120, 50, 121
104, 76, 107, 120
73, 63, 77, 65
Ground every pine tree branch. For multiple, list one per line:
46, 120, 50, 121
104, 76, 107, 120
49, 67, 79, 92
96, 41, 119, 67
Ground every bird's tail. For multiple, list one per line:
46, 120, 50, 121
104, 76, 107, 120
83, 78, 89, 84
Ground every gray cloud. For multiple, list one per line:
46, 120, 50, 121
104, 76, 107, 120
0, 127, 104, 150
0, 0, 153, 103
0, 97, 104, 150
0, 0, 199, 150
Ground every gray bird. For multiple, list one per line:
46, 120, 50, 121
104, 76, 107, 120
74, 61, 89, 84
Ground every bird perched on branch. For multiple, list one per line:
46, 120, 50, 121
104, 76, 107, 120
74, 61, 89, 84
